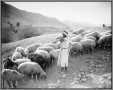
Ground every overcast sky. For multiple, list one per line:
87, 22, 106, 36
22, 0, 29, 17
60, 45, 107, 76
6, 2, 111, 26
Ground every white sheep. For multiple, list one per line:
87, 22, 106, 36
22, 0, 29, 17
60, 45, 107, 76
11, 51, 23, 61
14, 46, 26, 57
80, 38, 96, 54
2, 69, 24, 88
24, 43, 42, 55
18, 62, 47, 80
84, 35, 96, 41
70, 34, 82, 42
85, 31, 100, 41
13, 58, 31, 65
69, 42, 83, 56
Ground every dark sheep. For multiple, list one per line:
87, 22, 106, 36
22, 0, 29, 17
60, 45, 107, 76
3, 57, 18, 70
28, 50, 51, 69
97, 34, 112, 49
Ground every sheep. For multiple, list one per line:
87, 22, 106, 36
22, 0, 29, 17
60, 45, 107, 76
18, 62, 47, 80
84, 35, 96, 41
97, 34, 112, 49
11, 51, 23, 61
28, 50, 51, 69
42, 42, 60, 49
85, 31, 100, 41
49, 49, 60, 64
69, 42, 83, 56
24, 43, 42, 55
36, 46, 54, 53
1, 69, 24, 88
80, 38, 96, 54
70, 34, 82, 42
13, 58, 31, 65
14, 46, 26, 57
3, 57, 18, 70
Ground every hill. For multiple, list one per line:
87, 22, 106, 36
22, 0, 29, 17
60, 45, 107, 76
1, 1, 67, 43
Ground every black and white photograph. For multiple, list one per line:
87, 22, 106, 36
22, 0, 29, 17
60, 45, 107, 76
1, 1, 112, 88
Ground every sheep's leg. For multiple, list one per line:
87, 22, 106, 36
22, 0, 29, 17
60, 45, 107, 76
15, 81, 18, 87
31, 74, 34, 79
12, 81, 17, 88
7, 80, 12, 88
35, 74, 37, 80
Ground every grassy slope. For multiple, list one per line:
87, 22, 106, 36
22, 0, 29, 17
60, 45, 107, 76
2, 33, 59, 58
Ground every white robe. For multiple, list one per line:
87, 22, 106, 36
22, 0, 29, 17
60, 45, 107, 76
57, 38, 70, 68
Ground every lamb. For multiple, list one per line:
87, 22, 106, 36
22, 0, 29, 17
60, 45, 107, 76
18, 62, 47, 80
3, 57, 18, 70
28, 50, 51, 69
1, 69, 24, 88
24, 43, 42, 55
80, 38, 96, 54
69, 42, 83, 56
97, 34, 112, 49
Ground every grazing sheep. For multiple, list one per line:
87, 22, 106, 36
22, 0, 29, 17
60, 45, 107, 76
36, 46, 54, 53
80, 39, 96, 54
13, 58, 31, 65
85, 31, 100, 41
49, 49, 60, 63
3, 57, 18, 70
28, 50, 51, 69
24, 43, 42, 55
2, 69, 24, 88
70, 35, 82, 42
18, 62, 47, 80
69, 42, 83, 56
12, 51, 23, 61
97, 34, 112, 49
84, 36, 96, 41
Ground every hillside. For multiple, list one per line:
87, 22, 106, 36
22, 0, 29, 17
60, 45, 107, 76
1, 1, 67, 43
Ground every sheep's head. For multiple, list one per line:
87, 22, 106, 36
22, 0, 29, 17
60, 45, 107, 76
40, 72, 47, 80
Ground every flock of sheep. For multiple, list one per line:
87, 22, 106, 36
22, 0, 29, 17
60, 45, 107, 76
2, 28, 112, 88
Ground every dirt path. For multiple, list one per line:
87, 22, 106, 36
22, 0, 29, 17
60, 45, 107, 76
15, 49, 111, 88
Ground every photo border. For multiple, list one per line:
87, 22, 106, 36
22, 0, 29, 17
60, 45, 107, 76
0, 0, 112, 90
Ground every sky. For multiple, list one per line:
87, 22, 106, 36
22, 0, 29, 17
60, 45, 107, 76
6, 2, 111, 26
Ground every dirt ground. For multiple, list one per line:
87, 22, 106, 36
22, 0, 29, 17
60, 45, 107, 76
2, 48, 111, 88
